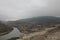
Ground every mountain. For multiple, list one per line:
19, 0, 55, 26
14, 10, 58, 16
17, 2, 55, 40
7, 16, 60, 34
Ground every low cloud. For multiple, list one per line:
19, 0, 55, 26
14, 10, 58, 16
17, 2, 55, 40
0, 0, 60, 21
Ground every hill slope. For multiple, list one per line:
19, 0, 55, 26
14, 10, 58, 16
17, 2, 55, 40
0, 22, 13, 36
7, 16, 60, 34
17, 24, 60, 40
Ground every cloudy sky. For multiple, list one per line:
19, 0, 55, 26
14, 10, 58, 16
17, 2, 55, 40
0, 0, 60, 21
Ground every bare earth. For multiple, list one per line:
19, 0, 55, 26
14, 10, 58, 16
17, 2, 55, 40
17, 25, 60, 40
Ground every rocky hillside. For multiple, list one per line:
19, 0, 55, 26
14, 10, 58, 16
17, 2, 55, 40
17, 24, 60, 40
7, 16, 60, 34
0, 22, 13, 36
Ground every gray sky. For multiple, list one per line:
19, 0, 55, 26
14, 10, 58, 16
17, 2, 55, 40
0, 0, 60, 21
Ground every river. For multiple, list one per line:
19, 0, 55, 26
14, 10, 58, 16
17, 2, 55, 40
0, 27, 21, 40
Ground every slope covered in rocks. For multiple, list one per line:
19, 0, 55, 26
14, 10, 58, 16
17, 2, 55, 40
17, 24, 60, 40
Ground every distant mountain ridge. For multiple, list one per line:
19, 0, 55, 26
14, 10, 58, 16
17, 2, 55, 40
7, 16, 60, 33
7, 16, 60, 25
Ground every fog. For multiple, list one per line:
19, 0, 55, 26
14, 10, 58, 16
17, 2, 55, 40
48, 0, 60, 16
0, 0, 60, 21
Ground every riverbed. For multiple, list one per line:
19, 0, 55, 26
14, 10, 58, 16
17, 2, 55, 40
0, 27, 21, 40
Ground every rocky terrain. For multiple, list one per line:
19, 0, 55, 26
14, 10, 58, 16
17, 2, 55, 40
5, 16, 60, 40
0, 22, 13, 36
17, 24, 60, 40
7, 16, 60, 34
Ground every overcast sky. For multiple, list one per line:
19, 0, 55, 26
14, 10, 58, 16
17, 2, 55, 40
0, 0, 60, 21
